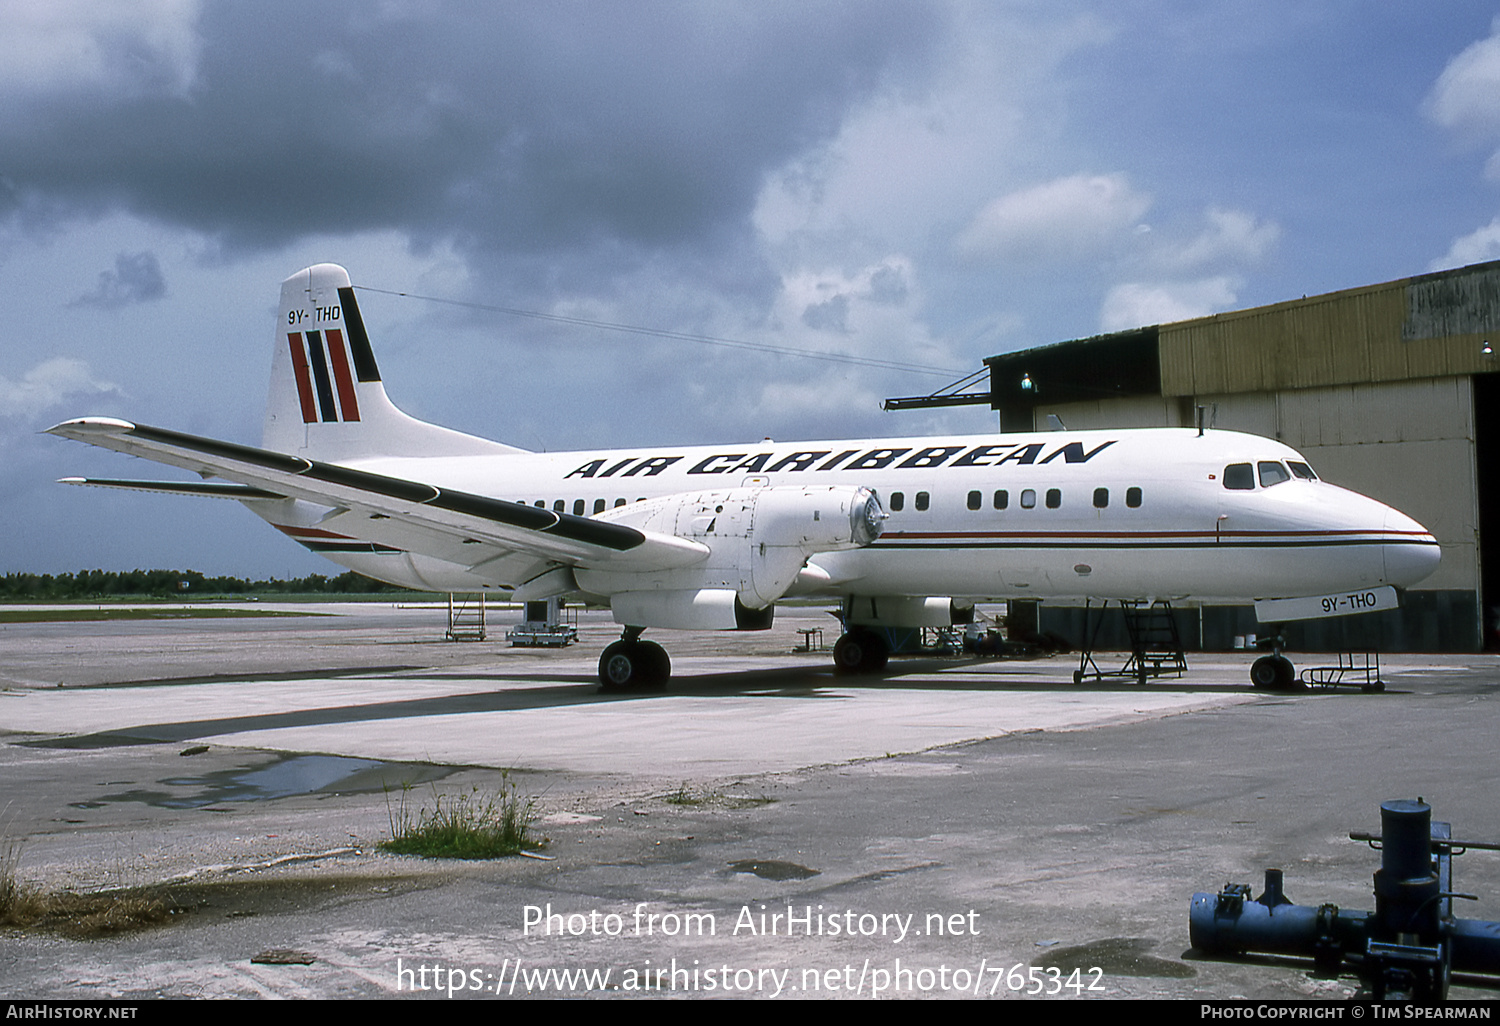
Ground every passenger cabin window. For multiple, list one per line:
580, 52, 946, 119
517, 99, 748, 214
594, 498, 607, 514
1224, 463, 1255, 489
1126, 487, 1142, 508
1258, 461, 1291, 488
1020, 488, 1037, 509
967, 490, 981, 511
1045, 488, 1061, 509
614, 498, 627, 507
573, 499, 585, 515
889, 491, 905, 512
915, 491, 930, 511
994, 490, 1008, 510
553, 499, 566, 512
1093, 487, 1109, 509
1288, 461, 1317, 480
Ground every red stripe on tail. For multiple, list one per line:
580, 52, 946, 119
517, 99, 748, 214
324, 329, 361, 422
287, 333, 318, 423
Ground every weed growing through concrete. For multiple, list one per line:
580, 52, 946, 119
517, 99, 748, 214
380, 775, 540, 859
0, 834, 35, 922
1, 834, 172, 936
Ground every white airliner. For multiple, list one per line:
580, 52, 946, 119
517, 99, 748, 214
50, 264, 1440, 689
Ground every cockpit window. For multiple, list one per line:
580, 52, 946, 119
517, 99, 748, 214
1287, 460, 1317, 480
1258, 461, 1291, 488
1223, 463, 1255, 490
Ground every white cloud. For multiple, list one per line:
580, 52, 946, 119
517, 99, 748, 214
956, 173, 1152, 263
1150, 208, 1281, 273
767, 257, 957, 374
1099, 277, 1239, 332
753, 9, 1114, 258
0, 0, 201, 99
1427, 17, 1500, 183
1426, 17, 1500, 140
0, 357, 118, 421
1430, 216, 1500, 271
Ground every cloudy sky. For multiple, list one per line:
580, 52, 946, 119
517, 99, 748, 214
6, 1, 1500, 578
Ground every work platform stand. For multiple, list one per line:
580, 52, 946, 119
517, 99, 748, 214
1073, 599, 1188, 685
1299, 650, 1385, 691
445, 592, 487, 641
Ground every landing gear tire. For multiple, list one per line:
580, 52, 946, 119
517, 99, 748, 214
639, 640, 670, 683
599, 640, 671, 690
833, 629, 889, 675
1250, 654, 1296, 691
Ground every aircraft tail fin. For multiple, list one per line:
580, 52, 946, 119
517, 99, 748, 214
265, 264, 523, 461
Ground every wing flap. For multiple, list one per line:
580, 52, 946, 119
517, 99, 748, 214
59, 477, 285, 500
49, 418, 708, 570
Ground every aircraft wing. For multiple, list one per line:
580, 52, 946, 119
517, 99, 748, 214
47, 418, 710, 573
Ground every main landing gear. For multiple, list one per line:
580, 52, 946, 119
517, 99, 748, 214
598, 625, 893, 688
832, 628, 889, 675
598, 626, 671, 690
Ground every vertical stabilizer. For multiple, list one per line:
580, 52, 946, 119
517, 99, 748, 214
264, 264, 523, 460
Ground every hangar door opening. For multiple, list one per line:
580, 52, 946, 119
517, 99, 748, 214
1476, 373, 1500, 649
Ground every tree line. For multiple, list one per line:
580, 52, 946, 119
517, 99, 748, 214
0, 569, 412, 600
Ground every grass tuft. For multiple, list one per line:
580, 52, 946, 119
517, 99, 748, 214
1, 836, 172, 936
379, 776, 541, 859
0, 835, 39, 923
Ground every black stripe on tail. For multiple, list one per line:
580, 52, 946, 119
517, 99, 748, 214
338, 286, 381, 382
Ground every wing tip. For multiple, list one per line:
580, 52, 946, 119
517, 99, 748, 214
45, 416, 137, 437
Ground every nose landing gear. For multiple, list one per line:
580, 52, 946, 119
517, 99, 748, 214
1249, 631, 1296, 690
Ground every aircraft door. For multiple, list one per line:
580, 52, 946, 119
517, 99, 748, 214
1217, 461, 1255, 543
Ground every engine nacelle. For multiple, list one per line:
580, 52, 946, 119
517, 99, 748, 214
845, 595, 975, 629
579, 485, 885, 627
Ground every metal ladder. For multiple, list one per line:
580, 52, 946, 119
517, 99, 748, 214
1074, 599, 1187, 684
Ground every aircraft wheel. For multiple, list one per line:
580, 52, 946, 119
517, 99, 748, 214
638, 640, 671, 685
1250, 654, 1296, 691
599, 640, 671, 690
833, 629, 889, 675
599, 641, 637, 690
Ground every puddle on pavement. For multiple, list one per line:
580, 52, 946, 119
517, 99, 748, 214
728, 859, 821, 881
72, 754, 454, 810
1042, 937, 1196, 978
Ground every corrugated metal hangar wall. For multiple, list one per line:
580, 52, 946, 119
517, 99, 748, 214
983, 259, 1500, 653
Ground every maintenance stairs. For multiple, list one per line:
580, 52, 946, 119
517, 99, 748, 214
445, 592, 488, 641
1074, 599, 1188, 684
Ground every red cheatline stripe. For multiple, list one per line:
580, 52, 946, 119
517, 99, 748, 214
324, 328, 361, 422
884, 528, 1431, 541
287, 333, 318, 424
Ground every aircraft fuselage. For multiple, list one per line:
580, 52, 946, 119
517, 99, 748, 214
260, 426, 1438, 604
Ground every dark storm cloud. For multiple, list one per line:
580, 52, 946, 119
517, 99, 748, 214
70, 251, 167, 309
0, 1, 942, 258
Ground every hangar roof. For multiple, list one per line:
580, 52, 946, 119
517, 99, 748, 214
981, 259, 1500, 406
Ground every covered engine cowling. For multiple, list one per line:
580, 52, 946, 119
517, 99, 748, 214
578, 485, 885, 629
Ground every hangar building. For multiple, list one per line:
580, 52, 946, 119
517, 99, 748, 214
904, 260, 1500, 653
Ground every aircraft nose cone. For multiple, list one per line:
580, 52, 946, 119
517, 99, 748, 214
1383, 507, 1440, 587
